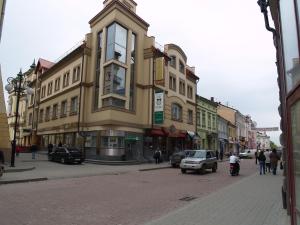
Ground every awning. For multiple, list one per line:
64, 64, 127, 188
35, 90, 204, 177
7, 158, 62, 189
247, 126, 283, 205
168, 132, 186, 138
147, 128, 166, 137
187, 131, 195, 139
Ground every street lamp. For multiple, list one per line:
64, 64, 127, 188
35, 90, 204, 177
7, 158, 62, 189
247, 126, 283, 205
5, 69, 34, 167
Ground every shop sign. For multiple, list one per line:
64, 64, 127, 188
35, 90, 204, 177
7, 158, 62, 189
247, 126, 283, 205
154, 92, 164, 112
154, 111, 164, 124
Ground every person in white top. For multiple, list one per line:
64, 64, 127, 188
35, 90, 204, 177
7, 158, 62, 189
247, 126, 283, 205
265, 149, 271, 173
229, 153, 240, 164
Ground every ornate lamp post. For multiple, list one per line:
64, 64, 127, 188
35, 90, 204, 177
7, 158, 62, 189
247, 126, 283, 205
5, 69, 34, 167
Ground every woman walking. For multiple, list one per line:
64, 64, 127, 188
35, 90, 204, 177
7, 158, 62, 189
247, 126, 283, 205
258, 150, 266, 175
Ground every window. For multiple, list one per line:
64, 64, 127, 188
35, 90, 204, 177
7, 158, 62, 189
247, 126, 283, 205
54, 78, 60, 92
61, 100, 67, 117
171, 103, 182, 121
187, 85, 193, 99
212, 115, 216, 129
72, 66, 81, 83
39, 109, 44, 123
94, 31, 102, 110
103, 64, 126, 96
169, 74, 176, 91
70, 96, 78, 114
208, 113, 211, 129
129, 33, 136, 111
41, 86, 46, 98
169, 56, 176, 68
45, 106, 51, 121
280, 0, 300, 93
63, 72, 70, 87
197, 112, 201, 126
188, 110, 193, 124
179, 61, 185, 74
101, 136, 124, 148
106, 23, 128, 63
179, 79, 185, 95
102, 97, 126, 108
47, 82, 53, 96
201, 110, 206, 128
28, 113, 33, 126
52, 104, 58, 119
30, 93, 34, 105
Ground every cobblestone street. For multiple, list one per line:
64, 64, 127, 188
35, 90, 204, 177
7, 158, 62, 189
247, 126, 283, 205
0, 159, 260, 225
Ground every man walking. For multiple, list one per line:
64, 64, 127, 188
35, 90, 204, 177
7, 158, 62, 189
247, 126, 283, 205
258, 150, 266, 175
270, 148, 280, 175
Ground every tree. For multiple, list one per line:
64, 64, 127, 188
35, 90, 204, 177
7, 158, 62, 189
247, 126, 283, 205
270, 141, 278, 150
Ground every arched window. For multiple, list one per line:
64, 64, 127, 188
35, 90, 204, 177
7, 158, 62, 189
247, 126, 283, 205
171, 103, 182, 121
169, 55, 176, 68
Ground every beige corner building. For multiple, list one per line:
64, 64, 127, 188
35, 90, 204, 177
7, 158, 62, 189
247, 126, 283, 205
0, 0, 10, 162
10, 0, 198, 161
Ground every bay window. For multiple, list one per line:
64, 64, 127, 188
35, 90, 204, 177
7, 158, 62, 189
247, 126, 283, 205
103, 64, 126, 96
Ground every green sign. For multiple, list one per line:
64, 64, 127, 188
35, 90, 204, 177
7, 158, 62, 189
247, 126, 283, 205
154, 111, 164, 124
125, 136, 140, 141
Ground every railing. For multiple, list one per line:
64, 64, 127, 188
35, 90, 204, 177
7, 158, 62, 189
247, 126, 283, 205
54, 39, 85, 64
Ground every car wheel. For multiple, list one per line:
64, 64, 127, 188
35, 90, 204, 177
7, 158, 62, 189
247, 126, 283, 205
181, 169, 186, 174
60, 157, 65, 164
212, 163, 217, 172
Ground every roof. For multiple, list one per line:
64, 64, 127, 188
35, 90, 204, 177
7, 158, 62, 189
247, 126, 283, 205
197, 95, 218, 107
35, 58, 55, 74
89, 0, 149, 29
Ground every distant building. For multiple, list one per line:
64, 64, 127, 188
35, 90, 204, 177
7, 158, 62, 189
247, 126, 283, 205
256, 131, 270, 151
217, 115, 229, 154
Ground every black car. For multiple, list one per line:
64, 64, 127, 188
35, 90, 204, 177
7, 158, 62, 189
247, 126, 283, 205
170, 150, 194, 168
49, 147, 84, 164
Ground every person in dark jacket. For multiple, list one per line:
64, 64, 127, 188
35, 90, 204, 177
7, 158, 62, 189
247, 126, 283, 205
270, 149, 280, 175
258, 150, 266, 175
255, 150, 258, 165
48, 143, 53, 155
31, 144, 38, 159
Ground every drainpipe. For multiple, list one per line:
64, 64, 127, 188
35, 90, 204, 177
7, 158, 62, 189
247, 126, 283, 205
77, 44, 85, 157
257, 0, 277, 47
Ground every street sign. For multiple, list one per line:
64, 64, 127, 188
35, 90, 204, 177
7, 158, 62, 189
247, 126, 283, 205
255, 127, 279, 132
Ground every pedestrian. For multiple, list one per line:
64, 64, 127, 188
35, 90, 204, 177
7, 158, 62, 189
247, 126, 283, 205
48, 143, 53, 155
31, 144, 38, 159
0, 150, 5, 164
16, 145, 20, 157
265, 149, 271, 173
220, 149, 224, 161
153, 148, 161, 164
270, 148, 280, 175
216, 149, 219, 160
58, 142, 63, 147
255, 150, 258, 164
258, 150, 266, 175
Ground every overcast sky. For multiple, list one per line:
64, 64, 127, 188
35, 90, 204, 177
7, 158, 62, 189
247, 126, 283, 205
0, 0, 281, 144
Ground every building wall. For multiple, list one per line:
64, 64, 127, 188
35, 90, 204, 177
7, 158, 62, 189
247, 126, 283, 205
197, 96, 218, 150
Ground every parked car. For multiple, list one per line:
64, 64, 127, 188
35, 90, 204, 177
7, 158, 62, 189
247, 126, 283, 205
49, 147, 84, 164
239, 149, 254, 159
170, 150, 194, 167
180, 150, 218, 174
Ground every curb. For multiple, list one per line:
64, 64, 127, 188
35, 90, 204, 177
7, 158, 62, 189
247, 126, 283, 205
139, 166, 171, 171
4, 166, 36, 173
0, 177, 48, 185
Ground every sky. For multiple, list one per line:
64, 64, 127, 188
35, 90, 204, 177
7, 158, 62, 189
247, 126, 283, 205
0, 0, 280, 144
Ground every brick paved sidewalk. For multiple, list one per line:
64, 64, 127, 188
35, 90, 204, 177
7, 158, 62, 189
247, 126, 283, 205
143, 171, 290, 225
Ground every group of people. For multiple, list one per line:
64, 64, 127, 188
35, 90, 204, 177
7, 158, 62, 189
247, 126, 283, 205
153, 148, 162, 164
255, 149, 281, 175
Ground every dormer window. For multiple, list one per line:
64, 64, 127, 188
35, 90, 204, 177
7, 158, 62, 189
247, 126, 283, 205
169, 56, 176, 69
179, 61, 185, 74
106, 23, 128, 64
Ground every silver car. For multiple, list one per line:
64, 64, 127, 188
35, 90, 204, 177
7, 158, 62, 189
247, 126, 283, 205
180, 150, 218, 174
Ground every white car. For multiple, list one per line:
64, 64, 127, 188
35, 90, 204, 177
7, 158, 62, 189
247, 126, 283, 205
239, 149, 254, 159
180, 150, 218, 174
